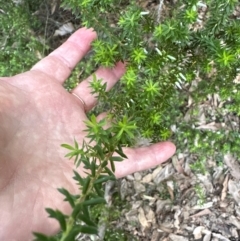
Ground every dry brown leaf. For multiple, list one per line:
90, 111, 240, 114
228, 180, 240, 205
153, 163, 175, 184
233, 73, 240, 84
213, 166, 225, 186
229, 215, 240, 229
119, 179, 128, 200
156, 199, 172, 214
133, 181, 146, 193
190, 208, 212, 218
125, 209, 139, 223
53, 23, 75, 37
197, 173, 214, 193
151, 230, 160, 241
173, 208, 181, 229
172, 155, 186, 175
221, 174, 229, 201
138, 207, 150, 229
167, 180, 174, 201
158, 224, 173, 233
224, 154, 240, 180
196, 121, 223, 131
212, 232, 231, 241
50, 0, 60, 14
145, 208, 156, 225
152, 165, 162, 179
192, 202, 213, 210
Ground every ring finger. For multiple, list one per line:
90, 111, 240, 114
71, 61, 126, 112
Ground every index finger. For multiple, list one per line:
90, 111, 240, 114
31, 27, 97, 83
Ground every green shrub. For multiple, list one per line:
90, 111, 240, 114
62, 0, 240, 160
0, 1, 45, 76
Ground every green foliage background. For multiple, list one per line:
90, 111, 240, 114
60, 0, 240, 163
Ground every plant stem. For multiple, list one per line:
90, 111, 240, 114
60, 149, 115, 241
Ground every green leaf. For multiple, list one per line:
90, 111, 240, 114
109, 158, 115, 172
63, 227, 80, 241
94, 184, 104, 197
110, 156, 124, 162
61, 143, 75, 150
90, 158, 97, 177
78, 213, 97, 227
103, 167, 115, 176
77, 225, 98, 235
71, 202, 83, 219
82, 197, 106, 206
143, 79, 161, 99
33, 232, 58, 241
57, 188, 76, 208
101, 160, 108, 168
82, 158, 91, 170
82, 176, 91, 195
82, 204, 91, 219
115, 145, 128, 158
131, 47, 147, 65
78, 225, 98, 235
94, 175, 116, 184
74, 138, 79, 149
64, 225, 98, 241
73, 170, 84, 186
45, 208, 67, 231
114, 116, 137, 141
94, 144, 105, 160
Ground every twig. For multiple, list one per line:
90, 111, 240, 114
157, 0, 164, 23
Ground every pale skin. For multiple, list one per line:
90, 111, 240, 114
0, 27, 176, 241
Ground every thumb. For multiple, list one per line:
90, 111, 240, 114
114, 141, 176, 178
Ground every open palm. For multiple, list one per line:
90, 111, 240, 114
0, 28, 175, 241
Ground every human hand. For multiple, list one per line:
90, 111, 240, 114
0, 27, 175, 241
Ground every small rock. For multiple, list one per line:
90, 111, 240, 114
151, 229, 160, 241
228, 180, 240, 205
152, 166, 162, 179
235, 206, 240, 217
231, 227, 239, 239
133, 181, 146, 193
156, 199, 172, 213
138, 207, 150, 229
212, 232, 231, 241
119, 179, 128, 200
220, 201, 228, 208
153, 163, 175, 184
132, 200, 142, 210
229, 215, 240, 229
193, 226, 205, 239
142, 173, 153, 183
169, 234, 188, 241
145, 207, 156, 225
203, 230, 212, 241
197, 173, 214, 193
126, 174, 134, 181
192, 202, 213, 210
134, 172, 142, 181
174, 208, 181, 230
125, 209, 138, 223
